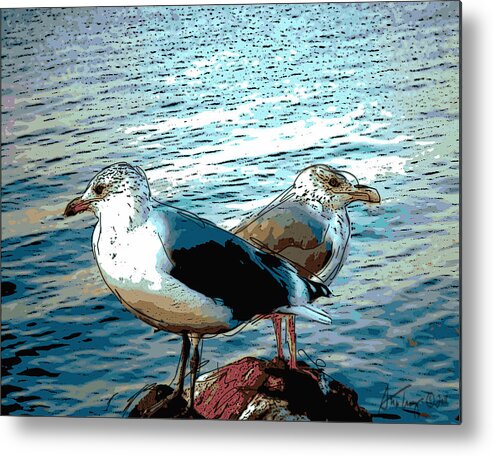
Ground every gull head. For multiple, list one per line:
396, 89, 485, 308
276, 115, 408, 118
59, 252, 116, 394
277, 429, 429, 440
64, 162, 151, 219
293, 164, 381, 210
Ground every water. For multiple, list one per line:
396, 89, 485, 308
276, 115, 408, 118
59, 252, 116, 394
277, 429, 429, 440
1, 2, 460, 422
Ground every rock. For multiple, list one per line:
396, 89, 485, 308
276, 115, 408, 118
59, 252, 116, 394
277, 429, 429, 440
128, 356, 372, 421
127, 384, 187, 419
326, 378, 372, 422
1, 281, 16, 297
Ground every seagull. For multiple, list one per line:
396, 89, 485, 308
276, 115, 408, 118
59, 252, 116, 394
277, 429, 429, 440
64, 162, 333, 416
233, 164, 381, 369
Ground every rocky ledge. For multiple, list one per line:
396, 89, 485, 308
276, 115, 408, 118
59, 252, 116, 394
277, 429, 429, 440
129, 356, 371, 421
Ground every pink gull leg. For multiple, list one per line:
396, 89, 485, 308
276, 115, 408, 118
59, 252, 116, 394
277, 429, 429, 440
287, 315, 297, 370
271, 314, 284, 360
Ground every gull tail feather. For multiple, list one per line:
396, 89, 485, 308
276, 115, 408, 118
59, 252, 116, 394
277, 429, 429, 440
275, 304, 332, 325
302, 277, 332, 302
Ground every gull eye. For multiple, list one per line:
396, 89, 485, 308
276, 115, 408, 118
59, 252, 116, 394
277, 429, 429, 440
328, 178, 340, 187
94, 184, 106, 195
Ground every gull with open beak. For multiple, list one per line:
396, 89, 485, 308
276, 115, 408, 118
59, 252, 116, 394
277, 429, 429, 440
234, 164, 381, 369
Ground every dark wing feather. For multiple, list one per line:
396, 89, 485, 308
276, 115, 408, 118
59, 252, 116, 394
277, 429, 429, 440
159, 206, 297, 322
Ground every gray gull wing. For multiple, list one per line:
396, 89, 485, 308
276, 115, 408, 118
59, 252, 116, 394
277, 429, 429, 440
234, 199, 334, 280
150, 201, 329, 322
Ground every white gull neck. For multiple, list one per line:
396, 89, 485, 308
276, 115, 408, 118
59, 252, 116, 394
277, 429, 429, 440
95, 192, 152, 232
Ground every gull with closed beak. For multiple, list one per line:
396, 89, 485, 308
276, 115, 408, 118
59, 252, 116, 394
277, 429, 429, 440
234, 164, 381, 370
64, 162, 333, 416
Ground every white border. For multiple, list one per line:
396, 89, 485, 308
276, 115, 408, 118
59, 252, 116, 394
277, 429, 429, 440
2, 0, 493, 454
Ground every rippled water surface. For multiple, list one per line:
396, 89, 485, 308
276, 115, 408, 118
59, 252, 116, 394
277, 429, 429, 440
1, 2, 460, 422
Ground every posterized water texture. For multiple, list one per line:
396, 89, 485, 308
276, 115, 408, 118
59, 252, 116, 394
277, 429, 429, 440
1, 2, 460, 423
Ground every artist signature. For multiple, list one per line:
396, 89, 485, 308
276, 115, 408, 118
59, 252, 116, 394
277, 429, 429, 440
378, 383, 449, 417
296, 349, 449, 420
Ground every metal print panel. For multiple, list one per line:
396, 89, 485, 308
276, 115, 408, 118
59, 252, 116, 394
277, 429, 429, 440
1, 1, 460, 423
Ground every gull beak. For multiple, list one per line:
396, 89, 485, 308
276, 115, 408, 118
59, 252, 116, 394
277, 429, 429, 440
346, 185, 381, 204
64, 197, 91, 217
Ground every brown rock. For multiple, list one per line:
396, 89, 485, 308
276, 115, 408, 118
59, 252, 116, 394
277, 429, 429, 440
326, 379, 372, 422
129, 356, 372, 422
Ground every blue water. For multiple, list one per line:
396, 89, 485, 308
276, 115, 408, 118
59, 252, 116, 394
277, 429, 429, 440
1, 2, 460, 422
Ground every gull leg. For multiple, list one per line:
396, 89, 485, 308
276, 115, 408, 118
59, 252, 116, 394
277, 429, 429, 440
272, 314, 285, 361
187, 333, 201, 415
142, 332, 190, 417
287, 315, 297, 370
174, 332, 191, 397
286, 316, 321, 382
